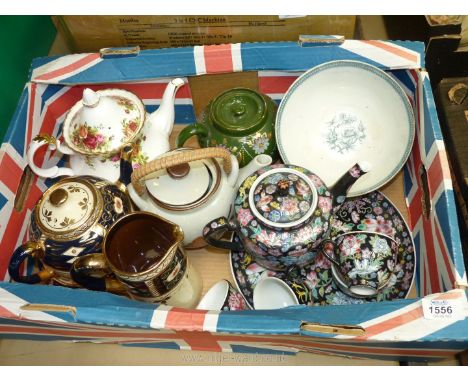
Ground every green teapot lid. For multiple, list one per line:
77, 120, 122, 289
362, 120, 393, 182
210, 88, 268, 136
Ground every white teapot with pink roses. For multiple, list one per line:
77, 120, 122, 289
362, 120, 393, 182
203, 162, 370, 271
27, 79, 185, 183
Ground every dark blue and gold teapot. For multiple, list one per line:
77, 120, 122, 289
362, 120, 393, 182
8, 150, 134, 288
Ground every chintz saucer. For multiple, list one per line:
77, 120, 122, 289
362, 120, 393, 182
230, 191, 416, 307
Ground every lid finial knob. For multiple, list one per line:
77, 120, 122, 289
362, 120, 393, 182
82, 88, 100, 108
49, 188, 68, 207
167, 163, 190, 179
232, 104, 246, 117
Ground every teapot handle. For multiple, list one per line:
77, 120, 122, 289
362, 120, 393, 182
8, 241, 54, 284
27, 134, 75, 179
202, 217, 244, 252
175, 123, 208, 148
131, 147, 233, 195
70, 253, 127, 295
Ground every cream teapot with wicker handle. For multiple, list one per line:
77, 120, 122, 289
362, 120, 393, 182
127, 147, 272, 247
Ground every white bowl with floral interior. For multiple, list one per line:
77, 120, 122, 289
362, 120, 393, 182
275, 60, 415, 197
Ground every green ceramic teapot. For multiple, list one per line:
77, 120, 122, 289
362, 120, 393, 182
176, 88, 278, 168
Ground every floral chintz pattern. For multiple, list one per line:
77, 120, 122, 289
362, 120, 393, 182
348, 164, 364, 178
331, 191, 415, 301
221, 284, 249, 311
231, 191, 415, 307
72, 122, 111, 152
332, 233, 397, 292
253, 172, 312, 224
70, 110, 140, 155
285, 253, 333, 305
113, 96, 136, 114
122, 117, 141, 140
129, 134, 150, 169
234, 164, 333, 270
231, 238, 335, 308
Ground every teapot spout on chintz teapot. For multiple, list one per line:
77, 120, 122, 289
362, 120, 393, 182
27, 79, 186, 182
203, 162, 370, 271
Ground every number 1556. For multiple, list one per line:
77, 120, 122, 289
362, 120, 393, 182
429, 306, 453, 314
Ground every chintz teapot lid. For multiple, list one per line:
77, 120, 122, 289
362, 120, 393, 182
249, 167, 318, 228
63, 88, 146, 156
235, 162, 368, 236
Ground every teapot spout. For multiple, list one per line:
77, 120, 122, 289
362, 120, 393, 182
147, 78, 186, 137
234, 154, 273, 190
330, 162, 370, 210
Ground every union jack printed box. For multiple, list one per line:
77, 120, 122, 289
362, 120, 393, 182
0, 39, 467, 362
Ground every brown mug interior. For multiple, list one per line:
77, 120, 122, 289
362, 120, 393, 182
104, 213, 178, 274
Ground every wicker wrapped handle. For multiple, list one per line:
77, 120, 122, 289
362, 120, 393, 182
131, 147, 233, 195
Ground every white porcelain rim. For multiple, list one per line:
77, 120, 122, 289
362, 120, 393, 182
253, 277, 299, 310
196, 279, 229, 310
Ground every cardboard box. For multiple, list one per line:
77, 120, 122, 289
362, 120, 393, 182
434, 77, 468, 278
52, 15, 356, 52
382, 16, 463, 48
425, 15, 464, 36
0, 39, 467, 362
426, 35, 468, 88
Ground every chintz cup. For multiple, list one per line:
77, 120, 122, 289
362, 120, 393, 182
321, 231, 398, 298
197, 279, 250, 311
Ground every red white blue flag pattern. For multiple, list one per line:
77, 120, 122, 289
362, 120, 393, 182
0, 40, 466, 361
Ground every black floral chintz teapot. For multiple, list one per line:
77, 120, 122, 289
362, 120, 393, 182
203, 162, 369, 271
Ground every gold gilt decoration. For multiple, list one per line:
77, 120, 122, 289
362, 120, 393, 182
35, 178, 104, 242
33, 133, 58, 147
